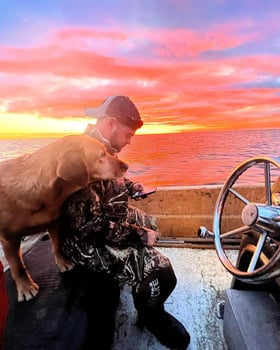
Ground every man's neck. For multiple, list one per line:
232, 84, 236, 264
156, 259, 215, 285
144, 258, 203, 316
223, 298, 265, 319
85, 124, 118, 154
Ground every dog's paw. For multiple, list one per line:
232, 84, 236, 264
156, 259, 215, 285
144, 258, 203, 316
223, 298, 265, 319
17, 279, 39, 302
55, 254, 75, 272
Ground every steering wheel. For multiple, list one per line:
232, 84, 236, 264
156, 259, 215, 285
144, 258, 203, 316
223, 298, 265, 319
214, 156, 280, 283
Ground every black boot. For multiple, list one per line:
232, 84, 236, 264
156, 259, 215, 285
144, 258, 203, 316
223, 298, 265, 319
137, 307, 190, 350
133, 266, 190, 349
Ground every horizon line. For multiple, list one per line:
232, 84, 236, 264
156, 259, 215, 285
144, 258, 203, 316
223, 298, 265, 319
0, 126, 279, 140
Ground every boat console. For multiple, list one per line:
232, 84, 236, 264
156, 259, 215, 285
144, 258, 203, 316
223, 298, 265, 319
199, 156, 280, 349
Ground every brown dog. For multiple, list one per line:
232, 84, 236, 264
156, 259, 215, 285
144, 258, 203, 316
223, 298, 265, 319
0, 134, 128, 302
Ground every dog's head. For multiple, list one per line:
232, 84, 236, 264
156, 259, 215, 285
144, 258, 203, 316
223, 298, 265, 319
56, 135, 128, 188
82, 136, 128, 182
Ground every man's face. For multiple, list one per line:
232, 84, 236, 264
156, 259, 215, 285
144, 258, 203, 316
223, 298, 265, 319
109, 121, 135, 152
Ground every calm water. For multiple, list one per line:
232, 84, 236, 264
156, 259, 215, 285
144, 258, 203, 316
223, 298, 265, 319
1, 129, 280, 187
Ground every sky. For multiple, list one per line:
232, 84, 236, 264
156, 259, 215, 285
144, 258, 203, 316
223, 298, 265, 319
1, 0, 280, 137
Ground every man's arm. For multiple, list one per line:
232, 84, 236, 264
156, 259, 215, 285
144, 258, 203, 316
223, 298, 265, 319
105, 221, 158, 248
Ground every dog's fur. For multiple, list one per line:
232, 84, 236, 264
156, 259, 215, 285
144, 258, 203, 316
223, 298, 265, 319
0, 134, 128, 302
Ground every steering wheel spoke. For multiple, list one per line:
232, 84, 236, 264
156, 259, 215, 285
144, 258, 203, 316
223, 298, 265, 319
264, 163, 271, 204
247, 232, 267, 272
219, 225, 251, 240
228, 188, 250, 205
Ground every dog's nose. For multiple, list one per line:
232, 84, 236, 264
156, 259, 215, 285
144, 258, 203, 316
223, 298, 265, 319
122, 161, 128, 170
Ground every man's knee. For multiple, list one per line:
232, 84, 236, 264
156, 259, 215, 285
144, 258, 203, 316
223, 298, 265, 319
133, 265, 177, 310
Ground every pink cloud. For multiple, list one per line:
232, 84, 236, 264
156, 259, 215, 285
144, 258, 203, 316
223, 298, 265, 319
0, 23, 280, 131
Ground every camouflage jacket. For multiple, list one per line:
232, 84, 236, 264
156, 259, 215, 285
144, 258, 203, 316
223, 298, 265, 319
59, 179, 156, 249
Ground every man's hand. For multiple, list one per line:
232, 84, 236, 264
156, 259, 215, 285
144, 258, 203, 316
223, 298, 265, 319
132, 183, 146, 200
143, 228, 159, 247
132, 182, 143, 192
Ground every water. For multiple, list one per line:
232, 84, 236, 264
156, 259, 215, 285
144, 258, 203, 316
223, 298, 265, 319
1, 129, 280, 187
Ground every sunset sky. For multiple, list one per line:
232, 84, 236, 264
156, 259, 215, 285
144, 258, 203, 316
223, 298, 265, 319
1, 0, 280, 137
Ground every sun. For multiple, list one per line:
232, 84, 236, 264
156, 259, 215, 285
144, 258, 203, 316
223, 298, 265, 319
0, 112, 193, 139
0, 113, 86, 138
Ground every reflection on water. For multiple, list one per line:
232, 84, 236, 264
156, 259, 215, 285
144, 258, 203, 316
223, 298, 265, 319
0, 138, 55, 161
1, 129, 280, 187
122, 129, 280, 186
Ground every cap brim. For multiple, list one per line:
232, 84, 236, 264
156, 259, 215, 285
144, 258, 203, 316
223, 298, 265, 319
84, 106, 105, 118
84, 96, 117, 118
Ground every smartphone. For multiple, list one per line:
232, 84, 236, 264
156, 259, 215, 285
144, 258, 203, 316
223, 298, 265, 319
132, 187, 157, 199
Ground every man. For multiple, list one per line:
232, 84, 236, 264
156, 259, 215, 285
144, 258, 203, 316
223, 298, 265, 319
58, 96, 190, 349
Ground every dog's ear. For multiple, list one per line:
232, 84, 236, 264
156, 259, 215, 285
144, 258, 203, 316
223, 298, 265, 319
56, 151, 89, 187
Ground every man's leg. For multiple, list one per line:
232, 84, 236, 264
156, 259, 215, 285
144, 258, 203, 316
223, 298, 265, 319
62, 267, 120, 350
83, 272, 120, 350
133, 264, 190, 350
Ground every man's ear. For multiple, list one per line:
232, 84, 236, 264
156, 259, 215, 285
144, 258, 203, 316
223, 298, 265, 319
56, 152, 89, 187
107, 117, 118, 131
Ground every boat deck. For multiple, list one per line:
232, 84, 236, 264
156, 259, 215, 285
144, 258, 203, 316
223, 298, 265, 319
114, 246, 235, 350
2, 234, 236, 350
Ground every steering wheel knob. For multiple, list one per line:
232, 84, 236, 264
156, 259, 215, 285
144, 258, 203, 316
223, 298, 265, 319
241, 203, 258, 226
